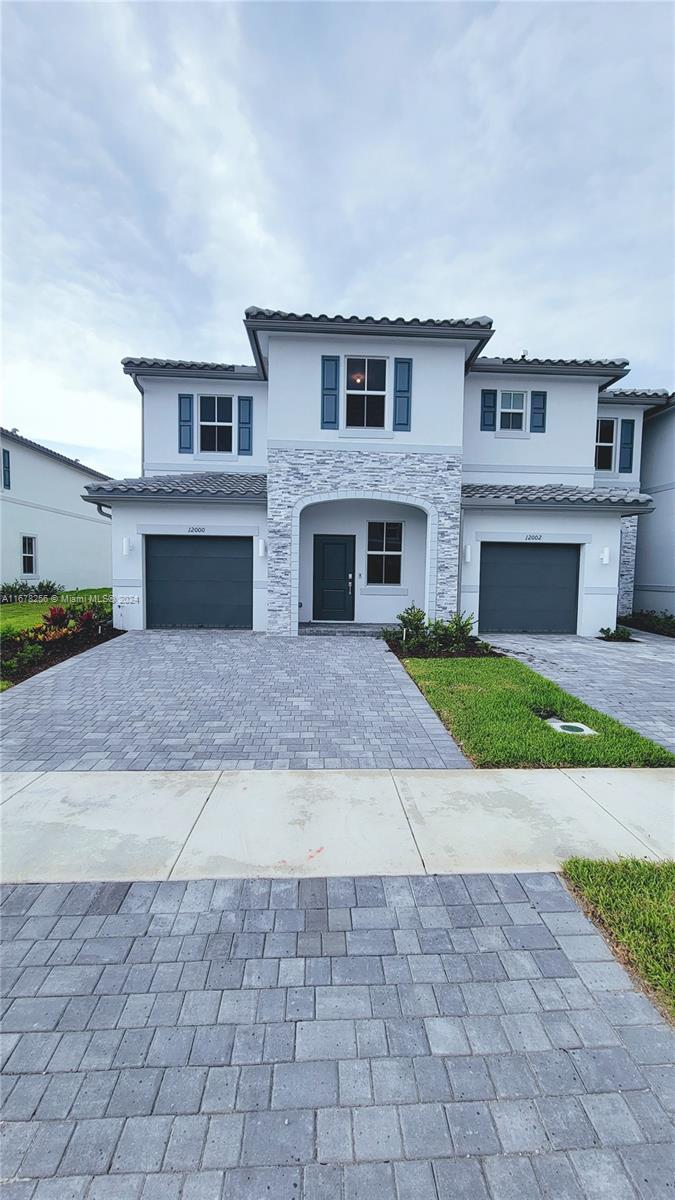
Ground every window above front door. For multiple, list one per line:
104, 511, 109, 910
345, 358, 387, 428
499, 391, 526, 431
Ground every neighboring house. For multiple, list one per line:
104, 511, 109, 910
82, 307, 671, 636
1, 428, 112, 590
633, 396, 675, 615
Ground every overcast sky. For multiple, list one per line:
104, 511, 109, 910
3, 0, 673, 477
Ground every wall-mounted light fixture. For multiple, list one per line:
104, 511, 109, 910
258, 538, 267, 558
600, 546, 610, 565
463, 544, 471, 563
122, 537, 133, 557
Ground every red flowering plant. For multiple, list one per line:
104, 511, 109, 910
42, 605, 70, 628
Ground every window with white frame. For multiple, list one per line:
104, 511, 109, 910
595, 418, 615, 470
346, 358, 386, 428
21, 536, 36, 575
367, 521, 402, 585
199, 395, 233, 452
499, 391, 526, 430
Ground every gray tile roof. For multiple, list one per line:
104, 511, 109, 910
84, 472, 267, 501
122, 358, 260, 377
461, 483, 653, 508
245, 306, 494, 330
601, 389, 674, 402
0, 427, 110, 480
473, 355, 629, 370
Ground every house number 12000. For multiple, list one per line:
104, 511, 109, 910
188, 526, 205, 533
525, 533, 542, 541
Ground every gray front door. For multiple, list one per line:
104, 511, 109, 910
478, 542, 579, 633
145, 535, 253, 629
313, 535, 355, 621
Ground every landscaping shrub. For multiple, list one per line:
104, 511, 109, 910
0, 578, 63, 602
621, 609, 675, 638
599, 625, 633, 641
383, 604, 494, 658
1, 592, 118, 687
42, 606, 70, 628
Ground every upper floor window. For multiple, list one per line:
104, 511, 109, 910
595, 418, 615, 470
2, 448, 10, 489
367, 521, 402, 585
22, 535, 36, 576
499, 391, 526, 430
199, 395, 232, 452
346, 358, 386, 428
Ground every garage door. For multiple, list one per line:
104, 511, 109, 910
478, 542, 579, 634
145, 536, 253, 629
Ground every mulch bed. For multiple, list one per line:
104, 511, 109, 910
1, 626, 123, 688
385, 638, 501, 660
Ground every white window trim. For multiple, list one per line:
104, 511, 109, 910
197, 394, 235, 456
21, 534, 38, 577
366, 519, 404, 587
344, 355, 388, 431
495, 390, 529, 438
595, 417, 617, 472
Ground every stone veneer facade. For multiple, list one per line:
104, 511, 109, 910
618, 514, 638, 616
266, 447, 462, 634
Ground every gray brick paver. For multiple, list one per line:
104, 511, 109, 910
3, 873, 673, 1195
0, 633, 468, 770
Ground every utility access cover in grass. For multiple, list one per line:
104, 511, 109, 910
404, 656, 675, 768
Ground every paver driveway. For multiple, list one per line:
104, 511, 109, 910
0, 631, 468, 771
1, 872, 673, 1198
491, 633, 675, 753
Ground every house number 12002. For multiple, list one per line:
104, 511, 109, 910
525, 533, 542, 541
188, 526, 205, 533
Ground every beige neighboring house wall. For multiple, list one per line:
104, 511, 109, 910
0, 429, 112, 589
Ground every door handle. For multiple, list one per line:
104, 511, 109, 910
348, 573, 353, 596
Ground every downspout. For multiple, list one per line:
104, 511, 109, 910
96, 503, 112, 520
128, 372, 145, 475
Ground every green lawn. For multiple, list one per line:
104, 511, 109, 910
404, 655, 675, 768
0, 588, 112, 635
564, 858, 675, 1018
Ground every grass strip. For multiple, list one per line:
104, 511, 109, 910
564, 858, 675, 1019
404, 655, 675, 767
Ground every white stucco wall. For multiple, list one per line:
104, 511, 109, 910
109, 500, 268, 631
462, 373, 599, 485
141, 376, 269, 473
266, 333, 466, 451
459, 506, 624, 636
634, 406, 675, 614
298, 500, 427, 624
0, 437, 111, 588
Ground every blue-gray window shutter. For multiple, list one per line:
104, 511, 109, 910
530, 390, 547, 433
321, 356, 339, 429
619, 418, 634, 473
393, 358, 412, 431
480, 389, 497, 431
178, 394, 193, 453
238, 396, 253, 455
2, 448, 9, 489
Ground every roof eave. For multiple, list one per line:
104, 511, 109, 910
461, 498, 654, 516
244, 316, 494, 378
471, 362, 631, 387
82, 492, 266, 505
122, 362, 261, 382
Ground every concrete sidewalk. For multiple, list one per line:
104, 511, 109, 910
1, 768, 673, 882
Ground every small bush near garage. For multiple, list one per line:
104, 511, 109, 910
621, 609, 675, 638
0, 587, 112, 635
405, 656, 675, 768
599, 625, 634, 642
384, 604, 498, 658
564, 858, 675, 1018
1, 594, 121, 689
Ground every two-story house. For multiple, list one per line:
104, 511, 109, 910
1, 427, 112, 589
83, 306, 670, 637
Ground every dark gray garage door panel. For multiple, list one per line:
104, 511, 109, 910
146, 536, 253, 629
479, 542, 579, 634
